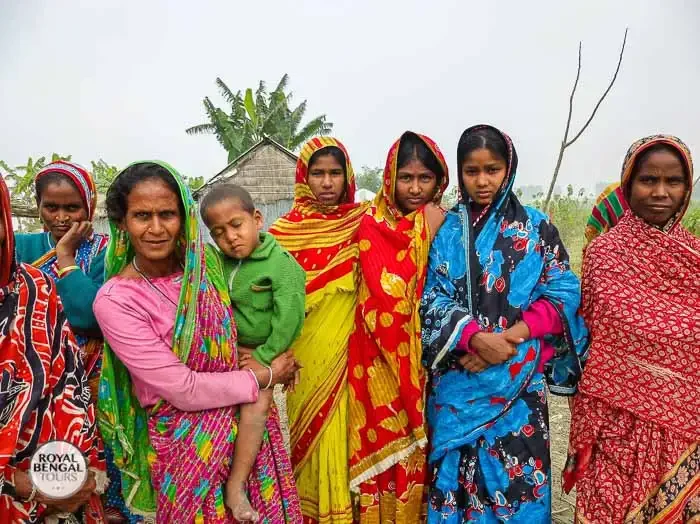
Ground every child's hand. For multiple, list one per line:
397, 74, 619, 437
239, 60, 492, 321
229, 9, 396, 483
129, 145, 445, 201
237, 345, 255, 355
283, 369, 301, 393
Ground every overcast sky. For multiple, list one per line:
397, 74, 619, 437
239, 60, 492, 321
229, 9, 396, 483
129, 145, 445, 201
1, 0, 698, 193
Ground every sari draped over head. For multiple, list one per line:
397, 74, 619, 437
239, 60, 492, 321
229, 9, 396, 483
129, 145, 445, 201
97, 161, 302, 522
420, 125, 588, 523
0, 175, 106, 522
33, 161, 109, 392
269, 137, 369, 523
348, 132, 448, 522
566, 135, 700, 524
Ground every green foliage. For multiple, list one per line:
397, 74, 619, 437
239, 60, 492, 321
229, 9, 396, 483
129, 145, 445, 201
682, 202, 700, 236
355, 166, 382, 193
186, 74, 333, 163
186, 175, 205, 192
531, 184, 592, 275
90, 159, 120, 193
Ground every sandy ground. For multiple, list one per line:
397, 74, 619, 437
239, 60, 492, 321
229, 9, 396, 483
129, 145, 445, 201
274, 389, 576, 523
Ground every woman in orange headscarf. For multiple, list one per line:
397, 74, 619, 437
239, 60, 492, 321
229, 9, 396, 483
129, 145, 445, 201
270, 137, 369, 523
348, 132, 449, 522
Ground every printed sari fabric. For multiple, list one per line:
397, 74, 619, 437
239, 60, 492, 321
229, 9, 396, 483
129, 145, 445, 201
566, 135, 700, 523
32, 161, 108, 401
348, 132, 448, 523
0, 174, 106, 523
270, 137, 369, 523
420, 125, 588, 523
97, 161, 301, 522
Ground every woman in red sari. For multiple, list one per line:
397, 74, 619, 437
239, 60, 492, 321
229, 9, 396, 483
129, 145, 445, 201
348, 131, 448, 522
565, 135, 699, 523
0, 174, 106, 522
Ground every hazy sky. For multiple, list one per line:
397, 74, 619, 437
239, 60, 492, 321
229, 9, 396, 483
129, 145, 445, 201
1, 0, 698, 192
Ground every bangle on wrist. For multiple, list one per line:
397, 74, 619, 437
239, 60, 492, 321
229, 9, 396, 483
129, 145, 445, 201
26, 482, 37, 502
57, 265, 79, 278
263, 366, 273, 390
247, 368, 260, 390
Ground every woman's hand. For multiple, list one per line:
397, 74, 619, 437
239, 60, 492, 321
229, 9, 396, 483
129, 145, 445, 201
424, 202, 446, 243
55, 221, 93, 260
459, 353, 490, 373
241, 351, 297, 388
471, 332, 519, 365
13, 470, 96, 515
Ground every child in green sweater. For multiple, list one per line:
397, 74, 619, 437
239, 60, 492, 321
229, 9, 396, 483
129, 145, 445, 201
201, 184, 305, 522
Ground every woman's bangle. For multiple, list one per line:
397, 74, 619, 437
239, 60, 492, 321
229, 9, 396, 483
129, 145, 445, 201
57, 265, 79, 278
263, 366, 273, 390
247, 368, 260, 391
25, 483, 37, 502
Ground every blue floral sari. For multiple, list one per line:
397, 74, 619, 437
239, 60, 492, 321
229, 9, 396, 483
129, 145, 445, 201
420, 125, 588, 523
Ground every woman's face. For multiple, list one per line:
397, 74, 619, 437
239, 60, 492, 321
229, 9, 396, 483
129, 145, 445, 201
461, 147, 508, 206
628, 149, 687, 227
307, 153, 346, 206
38, 179, 89, 241
122, 178, 183, 263
394, 158, 439, 215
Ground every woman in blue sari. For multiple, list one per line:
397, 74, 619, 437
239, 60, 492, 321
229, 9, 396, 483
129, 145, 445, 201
420, 125, 588, 523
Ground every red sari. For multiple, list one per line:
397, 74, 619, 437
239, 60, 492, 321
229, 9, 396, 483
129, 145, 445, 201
565, 135, 700, 523
348, 132, 448, 523
0, 175, 106, 522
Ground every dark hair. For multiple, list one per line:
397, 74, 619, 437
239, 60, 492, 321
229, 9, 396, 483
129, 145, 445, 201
199, 184, 255, 225
396, 132, 445, 183
457, 127, 509, 171
630, 143, 689, 187
105, 162, 184, 222
308, 146, 347, 176
35, 172, 81, 206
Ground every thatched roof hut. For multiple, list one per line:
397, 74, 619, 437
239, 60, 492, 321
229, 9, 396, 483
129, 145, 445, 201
194, 137, 298, 237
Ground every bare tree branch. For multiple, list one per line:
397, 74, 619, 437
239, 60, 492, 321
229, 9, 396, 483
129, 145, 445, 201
543, 28, 628, 211
544, 43, 582, 209
566, 28, 628, 148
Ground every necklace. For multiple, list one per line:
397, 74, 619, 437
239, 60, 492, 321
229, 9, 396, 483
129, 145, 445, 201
132, 259, 178, 308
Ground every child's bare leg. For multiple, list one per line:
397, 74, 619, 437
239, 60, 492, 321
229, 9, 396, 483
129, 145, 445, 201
225, 388, 273, 522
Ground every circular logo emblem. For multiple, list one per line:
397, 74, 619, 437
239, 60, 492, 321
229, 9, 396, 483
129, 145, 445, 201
29, 440, 88, 499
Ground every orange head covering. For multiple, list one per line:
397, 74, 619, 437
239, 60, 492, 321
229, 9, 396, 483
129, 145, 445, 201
269, 137, 369, 305
348, 131, 449, 489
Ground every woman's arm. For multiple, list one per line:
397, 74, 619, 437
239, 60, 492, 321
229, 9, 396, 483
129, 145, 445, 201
55, 246, 105, 333
94, 292, 259, 411
420, 215, 482, 370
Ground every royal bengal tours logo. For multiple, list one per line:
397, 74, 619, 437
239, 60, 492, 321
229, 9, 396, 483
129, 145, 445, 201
29, 440, 89, 498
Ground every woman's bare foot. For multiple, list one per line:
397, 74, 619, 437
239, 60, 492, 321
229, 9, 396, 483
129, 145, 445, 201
225, 480, 259, 522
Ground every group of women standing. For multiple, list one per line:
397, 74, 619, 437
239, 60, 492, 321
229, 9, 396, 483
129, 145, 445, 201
0, 125, 697, 524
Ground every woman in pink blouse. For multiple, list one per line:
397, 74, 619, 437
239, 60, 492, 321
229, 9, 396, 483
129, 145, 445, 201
93, 161, 302, 522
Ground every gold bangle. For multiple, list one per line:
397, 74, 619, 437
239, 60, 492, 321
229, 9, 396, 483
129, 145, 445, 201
57, 265, 79, 278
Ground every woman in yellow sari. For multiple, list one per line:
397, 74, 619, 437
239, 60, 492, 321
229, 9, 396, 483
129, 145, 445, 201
270, 137, 369, 523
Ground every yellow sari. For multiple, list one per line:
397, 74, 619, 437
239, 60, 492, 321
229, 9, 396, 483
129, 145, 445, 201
270, 137, 369, 523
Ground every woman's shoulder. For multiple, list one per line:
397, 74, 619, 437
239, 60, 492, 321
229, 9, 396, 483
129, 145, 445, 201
521, 205, 549, 225
442, 206, 464, 227
95, 275, 158, 307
